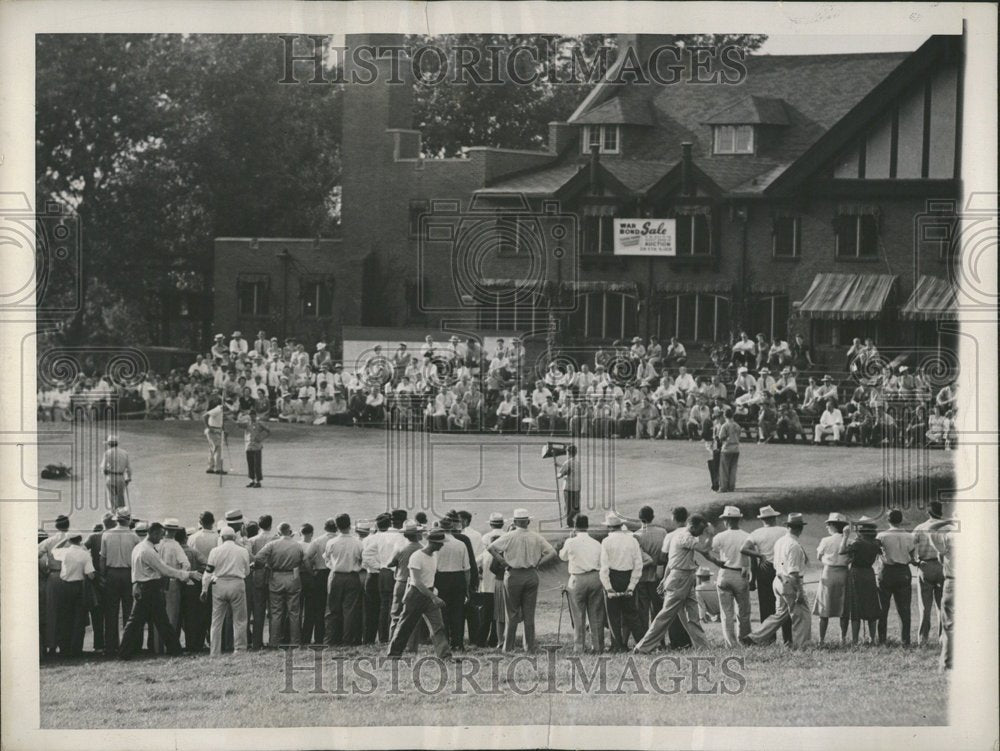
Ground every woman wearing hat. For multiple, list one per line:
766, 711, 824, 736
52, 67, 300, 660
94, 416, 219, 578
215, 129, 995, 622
838, 516, 882, 643
813, 513, 850, 643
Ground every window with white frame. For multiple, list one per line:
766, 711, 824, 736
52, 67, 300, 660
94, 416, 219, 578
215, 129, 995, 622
657, 293, 731, 342
835, 213, 879, 258
749, 295, 790, 341
580, 215, 615, 255
301, 278, 334, 317
713, 125, 754, 154
581, 125, 620, 154
571, 291, 638, 339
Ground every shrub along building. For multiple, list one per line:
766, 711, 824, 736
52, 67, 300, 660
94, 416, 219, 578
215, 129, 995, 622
214, 33, 963, 368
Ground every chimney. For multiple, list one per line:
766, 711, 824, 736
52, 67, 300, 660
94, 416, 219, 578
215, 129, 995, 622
548, 122, 576, 155
589, 145, 600, 191
681, 142, 694, 196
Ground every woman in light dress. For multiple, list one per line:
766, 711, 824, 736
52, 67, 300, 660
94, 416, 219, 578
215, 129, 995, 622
813, 512, 850, 643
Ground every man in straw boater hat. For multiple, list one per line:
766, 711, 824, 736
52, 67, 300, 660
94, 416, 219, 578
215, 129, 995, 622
487, 508, 558, 653
743, 505, 792, 644
99, 434, 131, 510
475, 512, 507, 648
741, 512, 812, 647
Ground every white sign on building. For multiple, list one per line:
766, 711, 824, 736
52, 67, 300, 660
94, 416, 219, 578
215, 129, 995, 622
613, 218, 676, 256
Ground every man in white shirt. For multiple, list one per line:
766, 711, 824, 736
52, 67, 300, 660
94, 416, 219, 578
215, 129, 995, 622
361, 513, 401, 644
814, 399, 844, 445
229, 330, 248, 357
743, 513, 812, 647
202, 399, 228, 474
475, 513, 507, 648
201, 526, 252, 655
387, 530, 452, 659
600, 512, 646, 652
57, 533, 96, 656
742, 505, 791, 644
674, 366, 696, 397
711, 506, 752, 647
912, 501, 946, 644
559, 515, 604, 653
876, 509, 918, 645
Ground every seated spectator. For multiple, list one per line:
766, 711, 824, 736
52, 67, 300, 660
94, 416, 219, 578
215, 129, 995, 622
732, 367, 756, 402
538, 396, 563, 435
757, 393, 778, 443
629, 337, 646, 362
636, 358, 659, 389
210, 334, 228, 362
814, 399, 844, 445
636, 399, 660, 439
145, 387, 165, 420
448, 397, 471, 432
708, 375, 728, 404
935, 381, 958, 414
364, 388, 385, 425
814, 375, 839, 406
845, 337, 864, 373
674, 366, 696, 399
664, 337, 687, 367
686, 399, 711, 440
655, 400, 680, 439
904, 404, 929, 448
790, 333, 814, 371
845, 403, 873, 446
767, 337, 792, 369
775, 401, 804, 443
731, 331, 756, 369
489, 390, 513, 433
189, 355, 211, 378
694, 568, 721, 623
774, 368, 798, 405
646, 337, 663, 366
164, 388, 183, 420
229, 330, 249, 358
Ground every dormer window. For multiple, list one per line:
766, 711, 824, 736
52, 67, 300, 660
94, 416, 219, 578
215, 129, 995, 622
714, 125, 754, 155
582, 125, 620, 155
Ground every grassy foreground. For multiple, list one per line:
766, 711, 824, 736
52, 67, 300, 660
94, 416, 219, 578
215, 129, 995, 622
40, 636, 947, 728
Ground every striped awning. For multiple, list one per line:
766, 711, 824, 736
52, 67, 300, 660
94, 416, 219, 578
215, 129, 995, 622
564, 280, 639, 295
656, 280, 733, 295
798, 273, 896, 320
900, 275, 957, 321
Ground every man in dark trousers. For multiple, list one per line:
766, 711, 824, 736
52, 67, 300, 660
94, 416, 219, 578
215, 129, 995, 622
434, 516, 472, 651
242, 411, 270, 488
84, 513, 114, 652
556, 445, 581, 527
446, 509, 479, 644
705, 408, 723, 491
118, 522, 201, 659
743, 505, 792, 644
99, 508, 140, 654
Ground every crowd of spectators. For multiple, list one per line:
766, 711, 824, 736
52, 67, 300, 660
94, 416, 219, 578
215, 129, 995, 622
37, 329, 959, 449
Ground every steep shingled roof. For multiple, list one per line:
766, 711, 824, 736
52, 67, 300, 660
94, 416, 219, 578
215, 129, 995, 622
702, 95, 790, 125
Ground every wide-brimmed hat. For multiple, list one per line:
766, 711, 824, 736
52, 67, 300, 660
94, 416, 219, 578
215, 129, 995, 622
512, 508, 530, 521
720, 506, 743, 519
757, 505, 780, 519
785, 513, 806, 527
214, 333, 224, 340
737, 367, 748, 375
402, 520, 424, 534
631, 336, 642, 343
232, 331, 242, 337
855, 514, 879, 530
427, 530, 446, 544
225, 509, 243, 523
825, 512, 848, 524
488, 512, 504, 524
822, 375, 833, 382
163, 518, 182, 531
605, 511, 626, 527
116, 509, 131, 523
759, 367, 770, 375
316, 342, 326, 350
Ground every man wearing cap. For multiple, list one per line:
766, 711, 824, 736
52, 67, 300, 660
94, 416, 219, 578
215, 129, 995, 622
743, 513, 812, 647
475, 512, 507, 647
912, 501, 946, 644
600, 512, 646, 652
202, 397, 228, 475
160, 519, 191, 645
302, 518, 335, 645
201, 526, 252, 655
435, 515, 473, 651
742, 506, 792, 644
556, 445, 581, 528
119, 522, 201, 658
255, 522, 308, 647
388, 521, 426, 638
387, 530, 453, 659
210, 334, 228, 361
323, 514, 364, 646
83, 514, 113, 652
99, 509, 141, 654
712, 506, 753, 647
57, 532, 96, 656
876, 509, 918, 645
38, 514, 72, 656
99, 434, 132, 510
559, 515, 604, 652
248, 516, 278, 649
695, 567, 721, 622
635, 514, 726, 653
487, 509, 557, 653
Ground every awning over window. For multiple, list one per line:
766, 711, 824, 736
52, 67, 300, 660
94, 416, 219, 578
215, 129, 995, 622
656, 281, 732, 295
564, 280, 639, 295
900, 275, 957, 321
797, 273, 896, 320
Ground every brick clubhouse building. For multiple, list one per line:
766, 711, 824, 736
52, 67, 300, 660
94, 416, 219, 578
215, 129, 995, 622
214, 33, 962, 368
